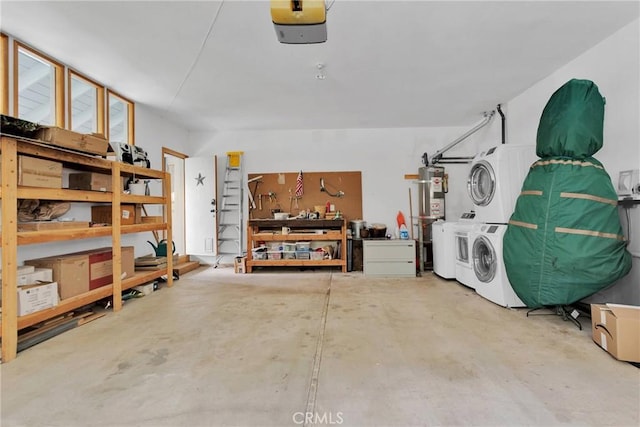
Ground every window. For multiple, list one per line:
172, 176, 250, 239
107, 89, 134, 144
0, 33, 8, 115
68, 70, 104, 135
13, 42, 64, 127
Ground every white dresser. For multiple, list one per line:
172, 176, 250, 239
363, 239, 416, 277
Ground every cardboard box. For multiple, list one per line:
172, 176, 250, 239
91, 204, 141, 225
25, 254, 90, 300
0, 265, 35, 275
25, 247, 133, 299
121, 246, 135, 279
69, 172, 117, 192
36, 126, 109, 156
18, 268, 53, 286
141, 216, 163, 224
591, 303, 640, 363
86, 249, 113, 290
0, 266, 52, 287
0, 154, 63, 188
234, 256, 246, 274
18, 282, 59, 316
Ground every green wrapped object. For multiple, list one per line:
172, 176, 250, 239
504, 79, 631, 308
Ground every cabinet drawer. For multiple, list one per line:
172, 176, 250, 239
363, 240, 415, 260
363, 261, 415, 277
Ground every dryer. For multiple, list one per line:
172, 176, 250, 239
470, 223, 525, 308
467, 144, 537, 223
453, 220, 479, 289
432, 220, 457, 279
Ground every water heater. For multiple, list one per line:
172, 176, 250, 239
418, 166, 446, 220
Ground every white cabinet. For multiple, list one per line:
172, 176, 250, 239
363, 239, 416, 277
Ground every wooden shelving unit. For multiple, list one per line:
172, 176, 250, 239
246, 219, 347, 273
0, 136, 173, 362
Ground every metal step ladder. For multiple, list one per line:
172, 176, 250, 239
217, 151, 244, 263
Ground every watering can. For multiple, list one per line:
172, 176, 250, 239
148, 239, 175, 257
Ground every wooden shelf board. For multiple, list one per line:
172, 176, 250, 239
17, 226, 113, 245
249, 219, 345, 228
253, 233, 343, 241
16, 138, 113, 171
174, 261, 201, 276
12, 286, 114, 333
122, 270, 168, 290
17, 187, 112, 202
121, 195, 165, 204
247, 259, 345, 267
119, 163, 165, 179
121, 223, 168, 234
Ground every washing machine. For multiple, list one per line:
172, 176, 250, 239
432, 220, 457, 279
453, 220, 479, 289
469, 223, 525, 308
467, 144, 537, 224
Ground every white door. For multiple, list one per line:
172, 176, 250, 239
185, 156, 218, 256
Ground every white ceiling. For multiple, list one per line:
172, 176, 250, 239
2, 0, 638, 132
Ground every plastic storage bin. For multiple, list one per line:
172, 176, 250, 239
267, 251, 282, 260
296, 251, 311, 260
270, 242, 284, 251
296, 242, 311, 251
252, 250, 267, 260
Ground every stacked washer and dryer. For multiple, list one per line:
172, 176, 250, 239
467, 144, 538, 307
433, 144, 537, 308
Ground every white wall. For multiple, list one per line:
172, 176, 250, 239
505, 19, 640, 304
188, 120, 503, 263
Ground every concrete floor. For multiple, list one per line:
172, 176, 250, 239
1, 267, 639, 427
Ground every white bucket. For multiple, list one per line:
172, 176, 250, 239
129, 182, 146, 195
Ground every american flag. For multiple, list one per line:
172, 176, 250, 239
295, 170, 304, 197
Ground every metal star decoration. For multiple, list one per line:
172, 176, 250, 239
195, 173, 205, 186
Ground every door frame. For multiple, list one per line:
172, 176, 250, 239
162, 147, 188, 251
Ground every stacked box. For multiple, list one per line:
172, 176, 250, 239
91, 205, 141, 225
0, 266, 53, 287
296, 251, 311, 260
0, 154, 63, 188
18, 282, 59, 316
36, 126, 109, 156
234, 256, 247, 274
25, 246, 135, 299
69, 172, 123, 192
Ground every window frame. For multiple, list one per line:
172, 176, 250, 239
107, 89, 135, 145
0, 33, 8, 115
67, 69, 105, 136
13, 41, 65, 127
